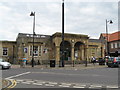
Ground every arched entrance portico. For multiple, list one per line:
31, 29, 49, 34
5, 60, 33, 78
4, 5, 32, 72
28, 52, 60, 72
52, 32, 89, 65
74, 42, 85, 60
60, 41, 71, 61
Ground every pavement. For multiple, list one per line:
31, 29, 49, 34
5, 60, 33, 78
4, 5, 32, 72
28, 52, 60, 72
2, 63, 107, 89
10, 63, 107, 69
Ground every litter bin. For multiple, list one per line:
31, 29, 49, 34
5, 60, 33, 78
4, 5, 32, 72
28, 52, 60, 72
50, 60, 55, 67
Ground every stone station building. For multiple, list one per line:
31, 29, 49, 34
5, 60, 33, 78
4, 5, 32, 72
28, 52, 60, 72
0, 32, 104, 65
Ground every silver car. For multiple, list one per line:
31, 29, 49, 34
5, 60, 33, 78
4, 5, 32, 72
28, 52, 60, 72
0, 58, 11, 69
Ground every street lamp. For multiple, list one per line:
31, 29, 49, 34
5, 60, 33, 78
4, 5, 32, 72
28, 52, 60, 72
106, 19, 113, 56
30, 11, 35, 67
61, 0, 65, 67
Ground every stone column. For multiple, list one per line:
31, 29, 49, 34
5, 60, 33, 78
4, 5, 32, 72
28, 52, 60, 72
55, 46, 60, 65
84, 45, 88, 61
78, 46, 81, 60
71, 43, 75, 61
102, 44, 105, 58
71, 43, 75, 67
81, 45, 84, 60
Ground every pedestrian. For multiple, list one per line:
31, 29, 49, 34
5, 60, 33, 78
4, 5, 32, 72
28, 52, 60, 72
92, 57, 96, 66
22, 58, 27, 68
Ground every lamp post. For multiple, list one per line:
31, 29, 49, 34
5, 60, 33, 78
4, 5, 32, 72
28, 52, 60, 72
61, 0, 65, 67
106, 19, 113, 56
30, 12, 35, 67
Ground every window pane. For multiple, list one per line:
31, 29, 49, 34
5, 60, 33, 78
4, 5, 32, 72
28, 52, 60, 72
30, 46, 39, 56
115, 43, 117, 48
34, 46, 38, 56
111, 43, 113, 48
3, 47, 8, 55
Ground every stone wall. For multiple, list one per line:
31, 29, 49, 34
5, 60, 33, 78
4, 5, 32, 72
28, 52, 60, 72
0, 33, 105, 64
0, 41, 17, 63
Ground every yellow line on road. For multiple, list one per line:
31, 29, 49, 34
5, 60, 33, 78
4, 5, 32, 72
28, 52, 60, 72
7, 79, 17, 88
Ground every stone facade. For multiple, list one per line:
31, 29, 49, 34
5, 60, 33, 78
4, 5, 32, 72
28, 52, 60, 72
51, 32, 89, 64
0, 32, 104, 64
0, 41, 17, 63
88, 39, 104, 62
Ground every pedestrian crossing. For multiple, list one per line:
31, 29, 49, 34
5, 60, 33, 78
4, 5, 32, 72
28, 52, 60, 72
15, 79, 118, 89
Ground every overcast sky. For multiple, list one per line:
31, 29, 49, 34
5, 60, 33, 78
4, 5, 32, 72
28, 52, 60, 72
0, 0, 119, 41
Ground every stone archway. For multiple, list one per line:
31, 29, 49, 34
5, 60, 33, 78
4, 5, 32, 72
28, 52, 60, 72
60, 41, 71, 61
74, 42, 85, 60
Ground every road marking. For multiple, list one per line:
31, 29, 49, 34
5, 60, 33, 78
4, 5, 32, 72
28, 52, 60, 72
5, 72, 31, 79
36, 81, 46, 84
74, 84, 86, 86
106, 85, 118, 88
45, 84, 55, 87
16, 79, 24, 82
48, 82, 58, 85
21, 82, 31, 84
73, 84, 86, 88
89, 85, 102, 88
33, 83, 43, 85
73, 86, 85, 88
59, 85, 70, 87
13, 78, 118, 89
58, 83, 71, 87
60, 83, 72, 85
7, 79, 17, 88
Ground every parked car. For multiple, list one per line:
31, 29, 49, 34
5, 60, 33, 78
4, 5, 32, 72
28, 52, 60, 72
0, 58, 11, 69
98, 58, 105, 65
107, 57, 120, 67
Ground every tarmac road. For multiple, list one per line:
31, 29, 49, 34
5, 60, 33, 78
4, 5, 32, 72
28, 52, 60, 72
2, 64, 119, 89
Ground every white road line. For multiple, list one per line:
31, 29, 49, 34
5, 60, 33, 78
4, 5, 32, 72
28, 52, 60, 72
48, 82, 58, 85
5, 72, 31, 79
33, 83, 43, 85
21, 82, 31, 84
74, 84, 86, 87
73, 86, 85, 88
45, 84, 55, 87
16, 79, 24, 82
59, 85, 70, 87
36, 81, 46, 84
89, 85, 102, 88
106, 86, 118, 88
60, 83, 72, 86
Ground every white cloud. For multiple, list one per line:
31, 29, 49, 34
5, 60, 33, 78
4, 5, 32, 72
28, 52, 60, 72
0, 1, 118, 41
80, 6, 96, 15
